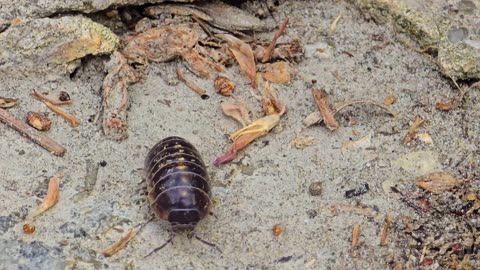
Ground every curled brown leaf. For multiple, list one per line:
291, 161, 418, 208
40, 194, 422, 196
217, 34, 257, 88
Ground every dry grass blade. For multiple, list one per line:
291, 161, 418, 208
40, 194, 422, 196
380, 216, 393, 246
334, 99, 397, 116
312, 88, 339, 131
352, 224, 360, 254
26, 174, 62, 220
221, 101, 251, 127
43, 101, 80, 127
329, 13, 342, 37
0, 97, 18, 108
262, 17, 289, 63
217, 34, 257, 88
102, 227, 140, 257
402, 115, 425, 145
31, 90, 72, 105
415, 172, 463, 193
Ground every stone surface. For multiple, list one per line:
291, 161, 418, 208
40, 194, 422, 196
349, 0, 480, 80
0, 16, 119, 77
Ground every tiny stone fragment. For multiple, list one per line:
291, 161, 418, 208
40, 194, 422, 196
58, 91, 71, 102
309, 181, 322, 196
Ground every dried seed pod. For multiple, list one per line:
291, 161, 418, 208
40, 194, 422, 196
272, 224, 283, 236
215, 76, 235, 96
26, 112, 52, 131
23, 223, 36, 234
59, 91, 71, 102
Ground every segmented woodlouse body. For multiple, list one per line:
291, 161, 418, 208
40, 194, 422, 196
144, 136, 212, 227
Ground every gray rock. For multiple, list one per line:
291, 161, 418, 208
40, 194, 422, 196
0, 16, 119, 77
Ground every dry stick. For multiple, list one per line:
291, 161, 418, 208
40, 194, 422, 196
176, 67, 210, 100
31, 90, 72, 105
379, 216, 393, 246
312, 88, 339, 130
42, 101, 80, 127
351, 224, 360, 256
262, 17, 289, 63
402, 115, 425, 145
334, 99, 397, 116
0, 107, 66, 156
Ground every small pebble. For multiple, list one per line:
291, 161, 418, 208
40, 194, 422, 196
308, 181, 322, 196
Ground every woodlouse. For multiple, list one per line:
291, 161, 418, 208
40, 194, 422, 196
144, 136, 218, 254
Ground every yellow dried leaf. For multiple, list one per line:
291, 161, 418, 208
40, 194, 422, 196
415, 172, 463, 193
218, 34, 257, 88
415, 132, 433, 144
102, 228, 139, 257
263, 61, 294, 84
26, 174, 61, 220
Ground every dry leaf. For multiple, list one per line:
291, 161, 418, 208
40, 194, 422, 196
215, 76, 235, 96
415, 132, 433, 144
263, 61, 294, 84
312, 88, 339, 131
383, 95, 397, 106
0, 97, 18, 108
26, 174, 61, 220
221, 101, 251, 127
415, 172, 463, 193
217, 34, 257, 88
214, 113, 280, 165
290, 136, 316, 149
26, 112, 52, 131
402, 115, 425, 145
379, 216, 393, 246
102, 228, 140, 257
436, 98, 455, 111
262, 83, 286, 115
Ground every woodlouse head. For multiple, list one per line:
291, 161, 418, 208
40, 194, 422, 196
168, 209, 200, 227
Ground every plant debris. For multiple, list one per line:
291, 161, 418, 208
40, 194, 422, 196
42, 101, 80, 128
102, 227, 140, 257
319, 203, 375, 217
311, 88, 339, 131
218, 34, 257, 88
415, 132, 433, 145
221, 101, 251, 127
290, 135, 316, 149
215, 75, 235, 96
402, 115, 425, 145
262, 17, 289, 63
214, 113, 281, 165
379, 216, 393, 246
22, 223, 36, 235
263, 61, 294, 84
176, 66, 209, 100
383, 94, 397, 106
261, 83, 287, 115
436, 97, 456, 111
31, 90, 72, 105
351, 224, 360, 255
26, 173, 62, 220
415, 172, 464, 193
26, 112, 52, 131
0, 108, 66, 156
0, 97, 18, 108
272, 224, 283, 236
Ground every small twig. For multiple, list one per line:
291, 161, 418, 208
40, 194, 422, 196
0, 107, 66, 156
312, 88, 339, 131
334, 99, 397, 116
262, 17, 289, 63
176, 66, 209, 100
379, 216, 393, 246
42, 101, 81, 127
351, 224, 360, 256
191, 14, 214, 38
31, 90, 72, 105
402, 115, 425, 145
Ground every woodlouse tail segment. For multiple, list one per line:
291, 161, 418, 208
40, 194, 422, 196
189, 232, 222, 253
144, 232, 176, 258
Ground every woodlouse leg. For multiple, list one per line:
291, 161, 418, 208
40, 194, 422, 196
190, 233, 222, 253
143, 232, 176, 258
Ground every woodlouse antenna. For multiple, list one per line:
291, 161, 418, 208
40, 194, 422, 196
144, 232, 176, 258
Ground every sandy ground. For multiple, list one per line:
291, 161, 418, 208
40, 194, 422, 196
1, 1, 479, 269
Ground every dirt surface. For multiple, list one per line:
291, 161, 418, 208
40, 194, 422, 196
0, 1, 479, 269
